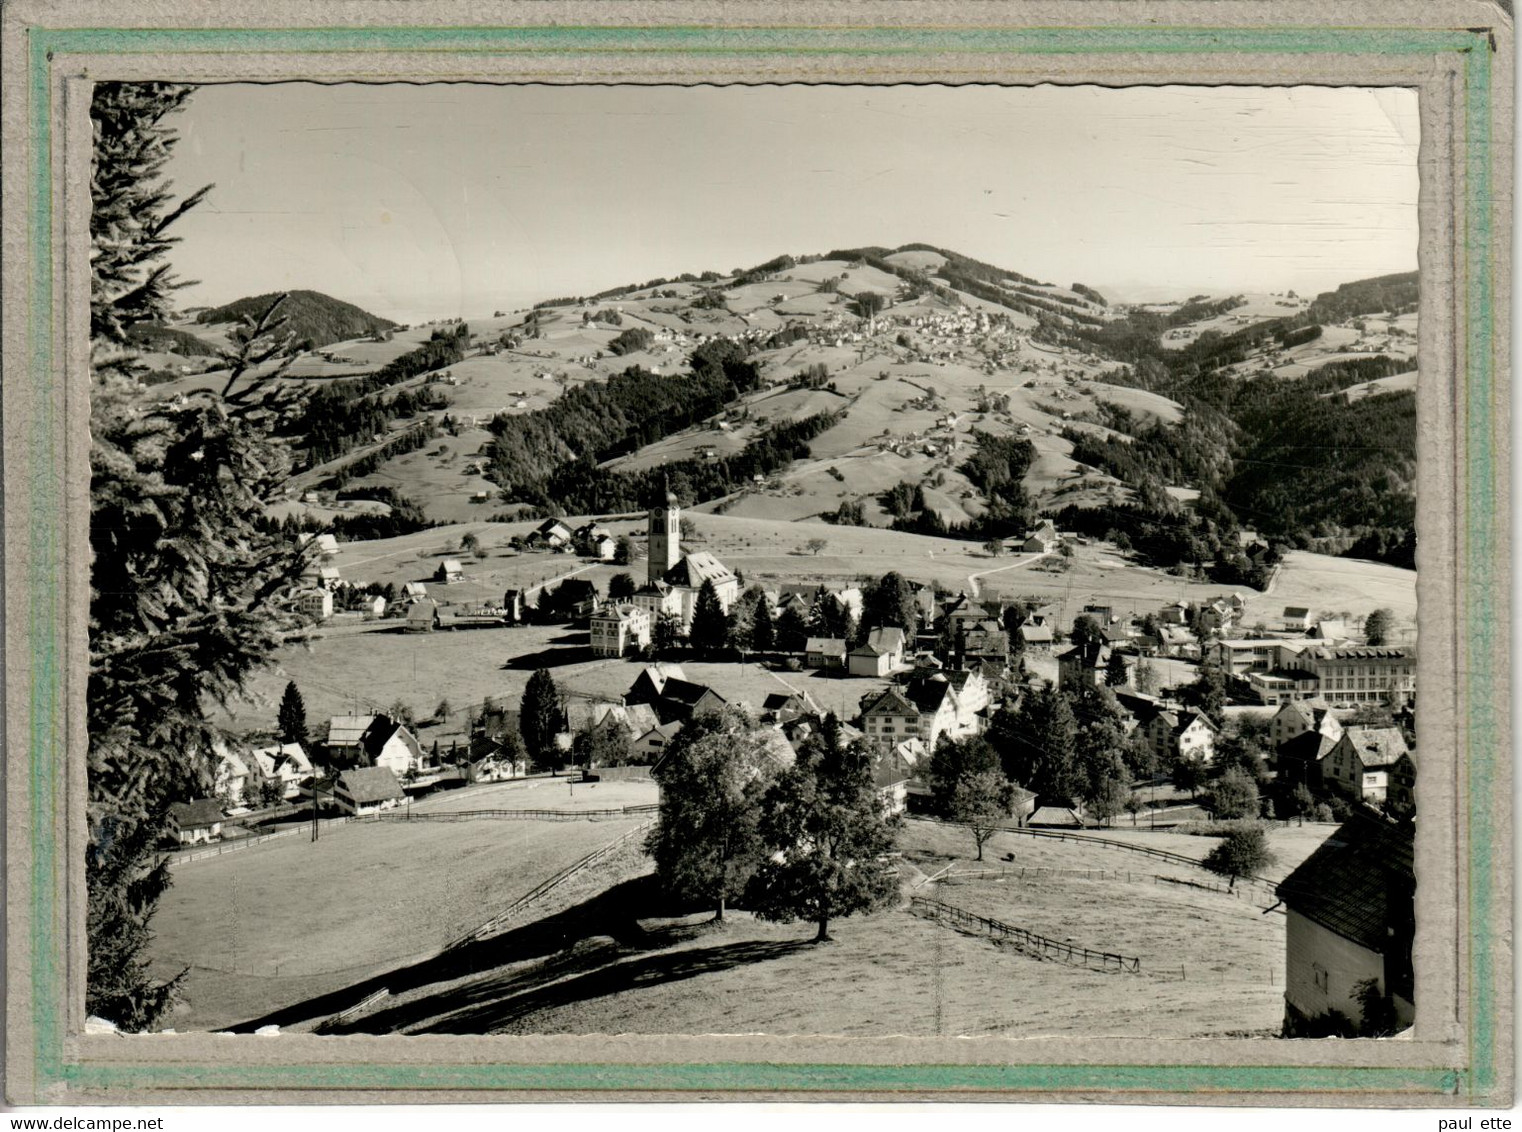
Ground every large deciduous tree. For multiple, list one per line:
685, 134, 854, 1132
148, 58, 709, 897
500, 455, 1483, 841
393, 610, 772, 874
87, 83, 309, 1030
747, 718, 899, 942
1202, 826, 1275, 890
645, 708, 770, 921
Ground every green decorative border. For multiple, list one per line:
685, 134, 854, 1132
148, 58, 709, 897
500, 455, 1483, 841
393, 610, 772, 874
20, 22, 1503, 1100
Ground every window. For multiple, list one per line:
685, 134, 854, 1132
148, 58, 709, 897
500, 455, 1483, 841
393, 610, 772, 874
1313, 964, 1329, 993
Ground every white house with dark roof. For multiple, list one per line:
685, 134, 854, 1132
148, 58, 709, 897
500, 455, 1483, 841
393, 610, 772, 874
590, 602, 652, 657
643, 496, 738, 627
167, 799, 226, 845
249, 742, 315, 801
333, 766, 406, 815
1322, 726, 1410, 803
1276, 813, 1414, 1036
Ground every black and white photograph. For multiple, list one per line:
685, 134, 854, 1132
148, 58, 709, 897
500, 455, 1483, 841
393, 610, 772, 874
87, 81, 1422, 1044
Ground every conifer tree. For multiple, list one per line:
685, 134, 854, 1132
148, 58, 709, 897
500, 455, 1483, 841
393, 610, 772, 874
688, 578, 729, 657
519, 668, 563, 769
87, 83, 309, 1029
277, 681, 309, 747
751, 596, 776, 653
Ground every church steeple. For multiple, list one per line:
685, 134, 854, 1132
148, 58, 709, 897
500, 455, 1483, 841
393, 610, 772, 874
648, 480, 680, 585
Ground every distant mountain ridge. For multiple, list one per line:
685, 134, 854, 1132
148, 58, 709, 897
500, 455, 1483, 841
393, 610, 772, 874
194, 290, 397, 349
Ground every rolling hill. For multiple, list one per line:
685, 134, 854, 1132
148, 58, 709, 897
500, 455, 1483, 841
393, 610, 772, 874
193, 289, 398, 349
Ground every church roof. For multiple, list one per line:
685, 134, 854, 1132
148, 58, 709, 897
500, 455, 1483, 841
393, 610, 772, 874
664, 551, 735, 589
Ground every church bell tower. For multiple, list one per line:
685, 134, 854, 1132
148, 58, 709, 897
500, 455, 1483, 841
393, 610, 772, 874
648, 489, 681, 585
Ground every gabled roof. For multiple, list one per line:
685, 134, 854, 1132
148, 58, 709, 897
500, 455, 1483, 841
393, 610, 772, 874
849, 642, 886, 659
1282, 606, 1311, 619
250, 742, 312, 777
1276, 812, 1414, 952
660, 678, 724, 708
867, 627, 907, 654
361, 717, 418, 760
407, 598, 440, 621
1338, 726, 1410, 768
805, 637, 847, 656
904, 676, 956, 714
326, 715, 377, 747
169, 798, 225, 828
1277, 730, 1340, 765
439, 558, 464, 574
337, 766, 406, 805
664, 551, 735, 589
860, 687, 918, 717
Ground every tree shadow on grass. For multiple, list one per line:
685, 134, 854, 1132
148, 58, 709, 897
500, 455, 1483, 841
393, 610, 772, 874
501, 645, 596, 670
228, 874, 663, 1034
407, 936, 812, 1035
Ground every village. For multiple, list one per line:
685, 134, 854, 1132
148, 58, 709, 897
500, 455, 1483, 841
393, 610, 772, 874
158, 489, 1417, 1041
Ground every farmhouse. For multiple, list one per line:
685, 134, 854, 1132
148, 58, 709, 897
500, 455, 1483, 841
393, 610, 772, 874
1017, 614, 1055, 652
333, 766, 406, 816
632, 720, 683, 760
530, 518, 574, 549
167, 799, 225, 846
361, 594, 388, 620
1276, 812, 1414, 1036
405, 599, 441, 633
435, 559, 465, 584
214, 744, 254, 809
1021, 520, 1060, 553
589, 602, 653, 658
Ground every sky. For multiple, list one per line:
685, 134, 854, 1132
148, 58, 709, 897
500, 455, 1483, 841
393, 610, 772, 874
160, 83, 1420, 324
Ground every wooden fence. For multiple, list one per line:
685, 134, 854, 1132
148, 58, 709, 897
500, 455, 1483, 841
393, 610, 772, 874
910, 895, 1140, 973
445, 819, 655, 950
989, 823, 1277, 891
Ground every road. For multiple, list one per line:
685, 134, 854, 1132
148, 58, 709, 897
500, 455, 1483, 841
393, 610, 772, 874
965, 549, 1047, 599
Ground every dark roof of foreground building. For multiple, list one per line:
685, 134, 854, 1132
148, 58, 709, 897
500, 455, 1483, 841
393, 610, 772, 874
1276, 811, 1415, 952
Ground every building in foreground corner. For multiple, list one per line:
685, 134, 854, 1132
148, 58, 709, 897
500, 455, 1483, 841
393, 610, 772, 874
1275, 811, 1414, 1036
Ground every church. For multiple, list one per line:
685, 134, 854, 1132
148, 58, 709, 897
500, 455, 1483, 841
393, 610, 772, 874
631, 492, 739, 629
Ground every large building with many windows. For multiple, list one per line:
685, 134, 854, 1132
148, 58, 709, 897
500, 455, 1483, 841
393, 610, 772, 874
1246, 644, 1415, 707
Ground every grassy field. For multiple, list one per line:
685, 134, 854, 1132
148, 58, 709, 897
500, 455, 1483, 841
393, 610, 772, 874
149, 812, 647, 1031
1240, 550, 1417, 636
328, 818, 1335, 1039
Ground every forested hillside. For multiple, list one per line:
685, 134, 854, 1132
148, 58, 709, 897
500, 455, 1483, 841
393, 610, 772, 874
195, 289, 397, 348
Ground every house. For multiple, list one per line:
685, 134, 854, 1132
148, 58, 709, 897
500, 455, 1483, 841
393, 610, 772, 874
325, 715, 376, 761
530, 518, 574, 549
1282, 606, 1314, 632
501, 589, 526, 625
1017, 614, 1054, 652
167, 799, 225, 845
1288, 646, 1417, 709
301, 563, 342, 590
300, 532, 340, 557
847, 642, 893, 677
857, 687, 925, 750
1211, 638, 1303, 677
403, 582, 428, 600
805, 637, 848, 670
249, 742, 315, 801
1028, 799, 1085, 828
1275, 731, 1341, 790
623, 663, 725, 724
1269, 699, 1344, 749
632, 720, 683, 760
1021, 520, 1060, 554
1322, 727, 1410, 803
589, 602, 652, 658
1137, 706, 1218, 767
566, 701, 660, 748
333, 766, 406, 816
760, 691, 819, 724
573, 522, 614, 557
434, 558, 465, 584
214, 744, 254, 809
360, 716, 425, 778
873, 745, 916, 814
1057, 640, 1107, 692
623, 663, 689, 705
1310, 619, 1350, 642
361, 595, 388, 620
958, 620, 1009, 670
1276, 812, 1414, 1036
865, 627, 907, 669
297, 589, 333, 622
405, 599, 441, 633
